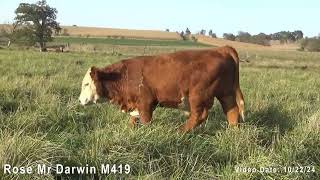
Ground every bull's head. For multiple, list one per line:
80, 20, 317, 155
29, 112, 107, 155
79, 66, 100, 105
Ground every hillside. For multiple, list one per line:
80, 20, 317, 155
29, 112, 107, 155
0, 24, 300, 51
60, 26, 182, 40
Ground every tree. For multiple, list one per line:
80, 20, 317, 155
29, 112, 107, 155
251, 33, 271, 46
14, 0, 60, 51
185, 28, 191, 35
270, 31, 298, 44
223, 33, 236, 41
11, 26, 36, 46
180, 31, 187, 40
208, 30, 216, 38
200, 29, 206, 35
287, 32, 296, 42
237, 31, 251, 42
271, 32, 281, 40
270, 30, 303, 43
292, 30, 303, 40
191, 35, 197, 42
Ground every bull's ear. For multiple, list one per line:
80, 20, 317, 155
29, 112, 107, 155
90, 66, 121, 81
90, 66, 99, 79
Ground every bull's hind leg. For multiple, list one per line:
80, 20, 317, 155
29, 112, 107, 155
236, 88, 245, 121
217, 95, 239, 127
179, 95, 210, 132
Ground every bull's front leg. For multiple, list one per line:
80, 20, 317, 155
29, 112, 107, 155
136, 84, 155, 125
138, 102, 153, 125
128, 116, 139, 127
127, 109, 140, 127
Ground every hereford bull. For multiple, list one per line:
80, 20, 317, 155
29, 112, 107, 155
79, 46, 245, 132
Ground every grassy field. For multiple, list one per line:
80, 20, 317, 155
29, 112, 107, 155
54, 36, 210, 47
0, 40, 319, 179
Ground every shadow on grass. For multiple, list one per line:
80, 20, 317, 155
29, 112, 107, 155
191, 103, 294, 148
246, 104, 294, 147
0, 99, 19, 114
247, 104, 294, 134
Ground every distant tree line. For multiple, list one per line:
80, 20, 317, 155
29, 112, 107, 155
223, 30, 304, 46
165, 28, 320, 51
172, 28, 305, 45
176, 27, 217, 42
270, 30, 303, 43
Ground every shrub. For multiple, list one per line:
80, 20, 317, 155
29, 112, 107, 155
180, 31, 187, 40
61, 29, 69, 36
300, 38, 320, 52
191, 36, 198, 42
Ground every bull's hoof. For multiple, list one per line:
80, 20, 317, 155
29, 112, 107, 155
228, 123, 239, 129
178, 125, 189, 133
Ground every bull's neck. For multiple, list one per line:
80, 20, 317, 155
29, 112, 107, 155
98, 63, 128, 105
103, 78, 126, 103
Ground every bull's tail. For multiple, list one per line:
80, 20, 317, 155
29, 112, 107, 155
227, 46, 245, 121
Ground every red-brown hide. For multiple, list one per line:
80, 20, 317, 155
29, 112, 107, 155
90, 46, 245, 132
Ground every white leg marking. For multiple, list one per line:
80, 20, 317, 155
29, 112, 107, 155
239, 100, 245, 121
129, 110, 140, 117
179, 96, 190, 116
184, 111, 190, 117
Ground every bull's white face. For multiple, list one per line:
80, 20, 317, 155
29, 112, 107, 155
79, 68, 99, 105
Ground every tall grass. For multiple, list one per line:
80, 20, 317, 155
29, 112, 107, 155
0, 47, 319, 179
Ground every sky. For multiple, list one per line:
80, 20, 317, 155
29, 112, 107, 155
0, 0, 319, 37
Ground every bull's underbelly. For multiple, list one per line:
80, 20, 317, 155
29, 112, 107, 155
159, 96, 189, 110
125, 96, 190, 118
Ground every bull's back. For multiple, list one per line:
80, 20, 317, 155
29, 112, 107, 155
140, 49, 235, 101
